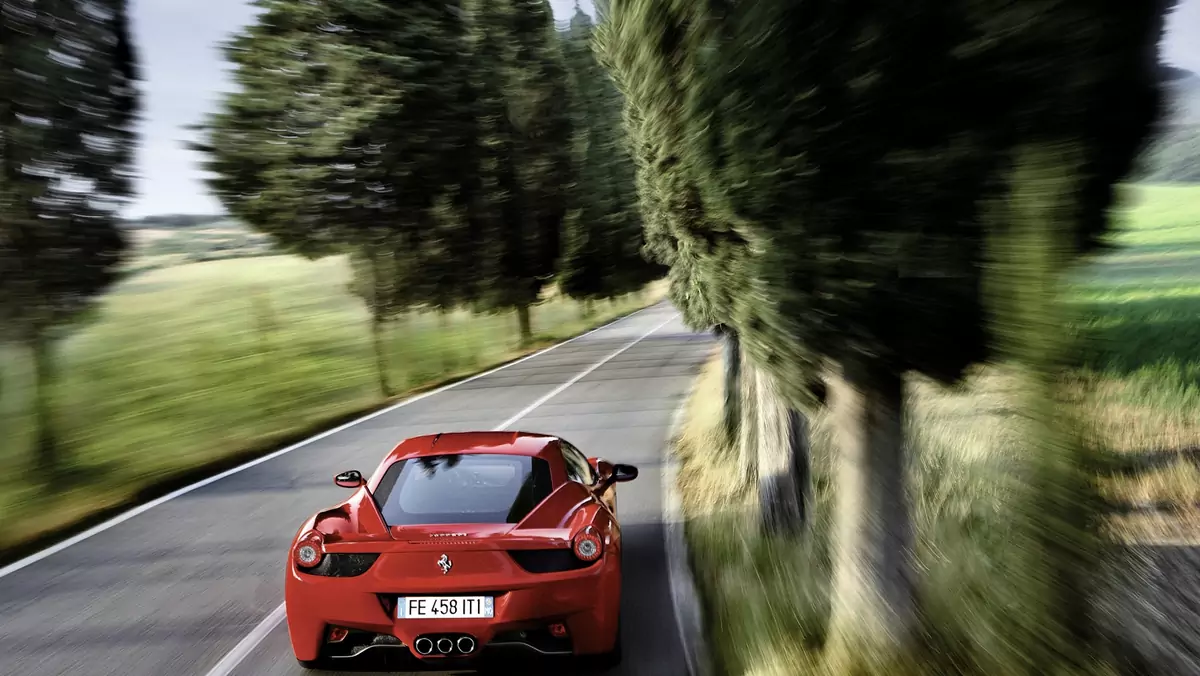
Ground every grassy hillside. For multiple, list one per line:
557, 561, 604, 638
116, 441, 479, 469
0, 253, 664, 557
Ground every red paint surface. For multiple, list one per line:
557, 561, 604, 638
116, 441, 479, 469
283, 431, 629, 663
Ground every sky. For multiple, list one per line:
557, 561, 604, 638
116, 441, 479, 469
123, 0, 1200, 219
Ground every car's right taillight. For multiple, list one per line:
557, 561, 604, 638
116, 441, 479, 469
571, 526, 604, 563
293, 529, 325, 568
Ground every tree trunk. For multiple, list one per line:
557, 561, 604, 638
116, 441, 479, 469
516, 304, 533, 346
826, 360, 916, 663
371, 316, 393, 397
583, 298, 594, 319
31, 335, 61, 474
980, 145, 1100, 665
366, 250, 393, 398
736, 350, 759, 490
720, 326, 741, 447
438, 310, 450, 331
753, 365, 807, 536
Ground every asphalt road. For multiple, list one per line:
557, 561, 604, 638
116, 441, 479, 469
0, 302, 714, 676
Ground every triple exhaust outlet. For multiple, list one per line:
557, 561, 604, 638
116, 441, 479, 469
414, 634, 476, 656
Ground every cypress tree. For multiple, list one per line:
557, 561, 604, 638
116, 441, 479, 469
466, 0, 573, 345
601, 0, 1168, 665
197, 0, 476, 392
559, 5, 656, 305
0, 0, 141, 473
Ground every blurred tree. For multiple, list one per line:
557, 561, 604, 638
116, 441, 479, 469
465, 0, 573, 346
595, 2, 811, 534
0, 0, 141, 473
558, 5, 658, 307
196, 0, 478, 394
600, 0, 1168, 665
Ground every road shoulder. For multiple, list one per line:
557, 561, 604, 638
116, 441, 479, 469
662, 373, 713, 676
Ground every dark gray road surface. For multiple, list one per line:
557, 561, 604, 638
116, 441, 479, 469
0, 302, 714, 676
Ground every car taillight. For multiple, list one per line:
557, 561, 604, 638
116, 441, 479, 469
293, 529, 324, 568
571, 526, 604, 562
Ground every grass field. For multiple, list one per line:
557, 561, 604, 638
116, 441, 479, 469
672, 183, 1200, 675
0, 253, 663, 557
1074, 185, 1200, 526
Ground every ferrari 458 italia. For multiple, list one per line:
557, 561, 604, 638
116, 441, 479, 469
284, 430, 638, 670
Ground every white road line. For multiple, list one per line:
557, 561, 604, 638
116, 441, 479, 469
201, 310, 676, 676
494, 314, 675, 430
0, 304, 658, 582
203, 604, 288, 676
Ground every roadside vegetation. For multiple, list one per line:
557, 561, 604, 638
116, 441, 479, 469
672, 183, 1200, 676
0, 252, 662, 556
596, 0, 1196, 674
0, 1, 662, 561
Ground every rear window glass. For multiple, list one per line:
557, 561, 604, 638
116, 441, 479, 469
373, 453, 553, 525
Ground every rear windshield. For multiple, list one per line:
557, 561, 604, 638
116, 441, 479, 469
373, 453, 553, 525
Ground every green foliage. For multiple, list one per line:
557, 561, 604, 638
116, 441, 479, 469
593, 16, 742, 333
601, 0, 1174, 669
0, 0, 141, 341
600, 0, 1169, 401
0, 0, 141, 472
558, 8, 660, 301
196, 0, 481, 303
465, 0, 574, 319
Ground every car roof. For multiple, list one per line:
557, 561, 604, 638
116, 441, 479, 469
382, 431, 560, 464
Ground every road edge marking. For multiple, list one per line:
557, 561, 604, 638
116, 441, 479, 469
0, 303, 660, 581
201, 309, 678, 676
662, 360, 715, 676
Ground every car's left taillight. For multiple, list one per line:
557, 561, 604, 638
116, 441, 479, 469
293, 529, 325, 568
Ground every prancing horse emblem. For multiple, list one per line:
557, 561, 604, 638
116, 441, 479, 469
437, 554, 452, 575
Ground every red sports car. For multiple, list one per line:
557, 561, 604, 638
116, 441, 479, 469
284, 430, 638, 670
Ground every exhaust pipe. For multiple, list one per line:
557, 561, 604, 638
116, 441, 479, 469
414, 637, 433, 655
436, 637, 454, 654
457, 635, 476, 654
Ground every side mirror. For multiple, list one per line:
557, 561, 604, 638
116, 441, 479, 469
611, 463, 638, 483
334, 470, 365, 488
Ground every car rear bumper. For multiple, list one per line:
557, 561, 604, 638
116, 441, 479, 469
283, 554, 621, 663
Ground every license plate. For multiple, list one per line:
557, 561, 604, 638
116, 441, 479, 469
397, 596, 494, 619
